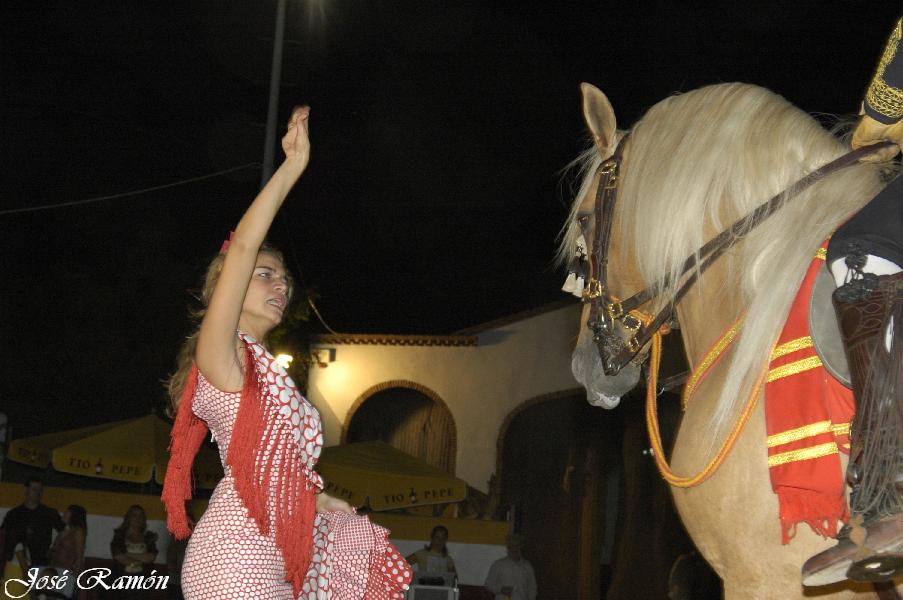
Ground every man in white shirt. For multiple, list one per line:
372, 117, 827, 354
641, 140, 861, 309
484, 535, 537, 600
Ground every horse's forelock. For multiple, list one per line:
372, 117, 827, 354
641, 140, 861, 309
555, 140, 610, 269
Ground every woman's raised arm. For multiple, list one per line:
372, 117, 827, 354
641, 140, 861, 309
196, 106, 310, 391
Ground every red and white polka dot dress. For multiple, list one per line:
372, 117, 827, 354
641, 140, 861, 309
180, 334, 411, 599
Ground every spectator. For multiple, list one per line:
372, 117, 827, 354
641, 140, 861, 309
46, 504, 87, 598
110, 505, 158, 599
406, 525, 457, 576
484, 534, 536, 600
1, 478, 64, 574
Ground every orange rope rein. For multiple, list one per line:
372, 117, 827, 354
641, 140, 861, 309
646, 318, 766, 488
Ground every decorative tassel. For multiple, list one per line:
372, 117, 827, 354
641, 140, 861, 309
561, 272, 577, 294
161, 366, 209, 539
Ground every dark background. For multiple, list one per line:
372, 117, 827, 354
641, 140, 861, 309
1, 1, 900, 434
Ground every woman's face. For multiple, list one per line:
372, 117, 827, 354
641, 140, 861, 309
430, 530, 448, 551
240, 252, 290, 335
127, 507, 146, 530
63, 509, 71, 525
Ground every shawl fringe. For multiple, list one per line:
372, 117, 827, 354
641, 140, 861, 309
161, 365, 208, 539
162, 340, 317, 597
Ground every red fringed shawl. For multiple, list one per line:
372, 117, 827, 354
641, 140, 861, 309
161, 341, 317, 597
765, 244, 854, 543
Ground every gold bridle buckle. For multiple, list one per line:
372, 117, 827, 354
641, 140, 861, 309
605, 300, 625, 319
599, 160, 620, 189
583, 279, 603, 300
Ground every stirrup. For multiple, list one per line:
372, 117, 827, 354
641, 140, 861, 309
801, 516, 903, 586
848, 553, 903, 582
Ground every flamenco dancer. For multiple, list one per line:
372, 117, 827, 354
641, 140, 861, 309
802, 16, 903, 585
162, 105, 412, 598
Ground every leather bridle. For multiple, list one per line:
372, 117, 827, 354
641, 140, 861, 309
580, 135, 894, 377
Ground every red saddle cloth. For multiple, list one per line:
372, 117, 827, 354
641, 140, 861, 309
765, 243, 854, 544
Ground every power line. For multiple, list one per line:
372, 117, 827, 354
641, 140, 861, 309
274, 207, 344, 335
0, 163, 260, 216
308, 297, 340, 335
2, 158, 345, 332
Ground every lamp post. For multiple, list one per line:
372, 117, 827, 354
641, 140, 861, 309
261, 0, 288, 187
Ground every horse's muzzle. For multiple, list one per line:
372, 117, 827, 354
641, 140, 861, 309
571, 341, 641, 408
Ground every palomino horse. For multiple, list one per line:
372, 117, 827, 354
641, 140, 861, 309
562, 82, 901, 599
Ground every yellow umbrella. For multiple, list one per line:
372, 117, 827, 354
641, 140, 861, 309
7, 421, 123, 468
315, 440, 467, 511
7, 415, 222, 488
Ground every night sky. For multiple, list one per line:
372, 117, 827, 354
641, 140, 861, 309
2, 1, 900, 435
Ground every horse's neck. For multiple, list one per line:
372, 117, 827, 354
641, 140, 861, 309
675, 257, 745, 371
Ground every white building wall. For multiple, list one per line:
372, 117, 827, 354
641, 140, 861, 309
306, 302, 582, 492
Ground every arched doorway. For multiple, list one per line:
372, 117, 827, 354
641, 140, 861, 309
344, 381, 456, 473
498, 390, 621, 599
498, 388, 715, 599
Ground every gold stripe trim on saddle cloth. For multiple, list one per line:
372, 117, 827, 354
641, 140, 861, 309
767, 355, 823, 383
770, 336, 814, 361
767, 420, 832, 448
766, 419, 850, 448
767, 442, 839, 468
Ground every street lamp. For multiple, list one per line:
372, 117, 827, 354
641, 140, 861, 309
261, 0, 289, 187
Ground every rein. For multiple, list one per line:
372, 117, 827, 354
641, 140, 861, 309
581, 138, 894, 487
583, 138, 895, 377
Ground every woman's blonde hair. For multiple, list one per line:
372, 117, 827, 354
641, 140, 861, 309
165, 244, 293, 413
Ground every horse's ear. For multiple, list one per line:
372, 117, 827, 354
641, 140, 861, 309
581, 83, 617, 156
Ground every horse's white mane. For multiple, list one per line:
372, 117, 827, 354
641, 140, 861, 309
561, 82, 890, 442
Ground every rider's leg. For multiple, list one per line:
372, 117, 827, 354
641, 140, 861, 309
802, 174, 903, 585
802, 269, 903, 586
831, 256, 900, 354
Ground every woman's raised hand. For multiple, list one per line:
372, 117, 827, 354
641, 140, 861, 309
282, 105, 311, 168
